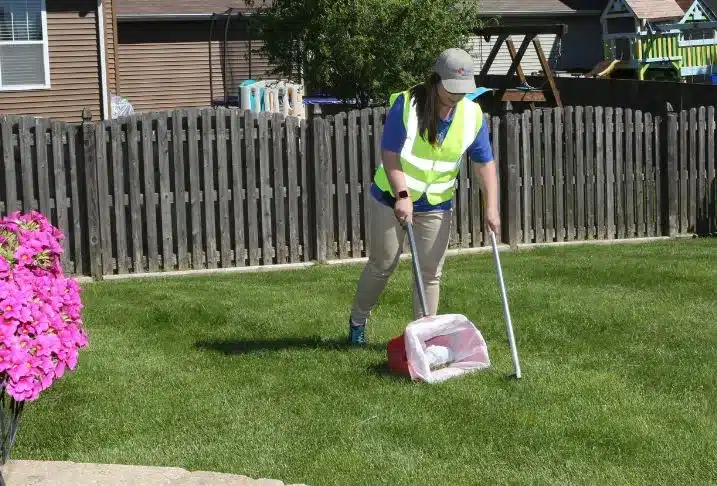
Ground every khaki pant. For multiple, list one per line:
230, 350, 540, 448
350, 195, 453, 324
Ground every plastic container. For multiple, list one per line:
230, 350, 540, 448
387, 314, 491, 383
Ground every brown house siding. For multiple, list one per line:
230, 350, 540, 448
117, 1, 256, 16
117, 20, 273, 113
104, 0, 119, 95
0, 0, 104, 122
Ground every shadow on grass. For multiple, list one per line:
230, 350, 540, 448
194, 336, 387, 354
366, 361, 408, 380
196, 339, 516, 382
196, 337, 412, 380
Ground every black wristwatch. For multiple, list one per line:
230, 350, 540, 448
398, 190, 409, 199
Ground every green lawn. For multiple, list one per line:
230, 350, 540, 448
12, 238, 717, 485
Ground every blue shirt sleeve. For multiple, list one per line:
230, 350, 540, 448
381, 94, 407, 153
468, 121, 494, 164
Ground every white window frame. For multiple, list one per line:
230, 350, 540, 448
0, 0, 51, 91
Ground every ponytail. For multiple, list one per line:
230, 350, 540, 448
408, 72, 442, 146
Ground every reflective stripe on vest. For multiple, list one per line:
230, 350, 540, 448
374, 90, 483, 204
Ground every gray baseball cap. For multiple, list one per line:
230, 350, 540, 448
433, 48, 477, 94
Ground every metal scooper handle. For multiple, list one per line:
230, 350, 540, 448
405, 222, 430, 318
489, 230, 522, 379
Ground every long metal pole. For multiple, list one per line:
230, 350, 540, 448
490, 230, 521, 378
406, 223, 429, 318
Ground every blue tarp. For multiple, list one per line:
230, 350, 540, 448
302, 97, 347, 104
465, 87, 493, 100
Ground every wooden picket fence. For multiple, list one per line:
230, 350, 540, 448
0, 116, 88, 275
503, 105, 715, 241
0, 104, 714, 279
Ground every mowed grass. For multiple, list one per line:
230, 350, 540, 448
12, 238, 717, 485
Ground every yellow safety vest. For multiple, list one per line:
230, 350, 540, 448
374, 89, 483, 205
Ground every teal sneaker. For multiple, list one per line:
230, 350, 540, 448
348, 320, 366, 346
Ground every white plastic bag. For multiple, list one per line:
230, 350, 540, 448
424, 345, 454, 368
404, 313, 490, 383
111, 94, 134, 119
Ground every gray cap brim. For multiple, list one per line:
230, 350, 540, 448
441, 77, 477, 94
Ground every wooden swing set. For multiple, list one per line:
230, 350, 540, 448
473, 23, 568, 107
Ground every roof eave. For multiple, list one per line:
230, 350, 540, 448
117, 12, 255, 21
645, 15, 685, 21
479, 10, 603, 16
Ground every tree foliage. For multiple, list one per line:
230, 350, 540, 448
247, 0, 483, 107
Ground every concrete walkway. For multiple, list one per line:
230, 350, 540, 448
3, 460, 308, 485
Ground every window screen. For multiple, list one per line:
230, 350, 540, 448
0, 0, 48, 88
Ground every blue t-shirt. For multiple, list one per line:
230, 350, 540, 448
372, 93, 494, 212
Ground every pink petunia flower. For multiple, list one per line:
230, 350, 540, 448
1, 295, 32, 323
0, 257, 10, 278
13, 246, 35, 267
0, 210, 88, 402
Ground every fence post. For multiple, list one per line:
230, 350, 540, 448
312, 116, 329, 262
662, 103, 679, 237
499, 108, 520, 249
81, 107, 103, 280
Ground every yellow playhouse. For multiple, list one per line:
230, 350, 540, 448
597, 0, 717, 81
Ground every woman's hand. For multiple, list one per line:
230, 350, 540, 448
485, 206, 500, 234
394, 197, 413, 225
